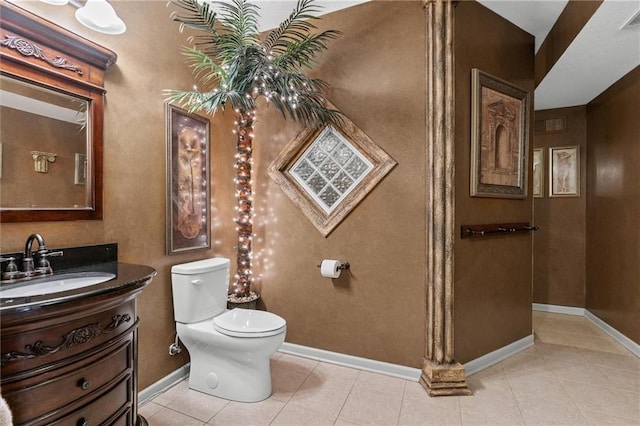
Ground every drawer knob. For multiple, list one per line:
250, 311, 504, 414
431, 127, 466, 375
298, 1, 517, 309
77, 418, 91, 426
78, 378, 92, 390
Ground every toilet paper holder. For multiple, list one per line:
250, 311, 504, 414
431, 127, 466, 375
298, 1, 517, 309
317, 261, 350, 270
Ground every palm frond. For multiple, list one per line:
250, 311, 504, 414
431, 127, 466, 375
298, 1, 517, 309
181, 46, 227, 85
214, 0, 260, 50
164, 87, 256, 116
263, 0, 322, 54
170, 0, 219, 37
273, 30, 340, 71
263, 71, 343, 127
168, 0, 341, 128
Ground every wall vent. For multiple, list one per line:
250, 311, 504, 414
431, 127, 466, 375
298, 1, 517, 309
535, 117, 567, 134
622, 9, 640, 29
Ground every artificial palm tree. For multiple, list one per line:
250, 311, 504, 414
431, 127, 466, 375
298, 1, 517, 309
167, 0, 343, 303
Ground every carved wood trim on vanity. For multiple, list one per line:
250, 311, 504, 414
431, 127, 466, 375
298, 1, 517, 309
0, 266, 153, 426
1, 314, 132, 366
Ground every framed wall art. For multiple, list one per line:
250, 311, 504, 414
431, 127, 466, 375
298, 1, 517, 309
166, 104, 211, 254
532, 148, 544, 198
470, 69, 530, 198
74, 153, 87, 185
268, 104, 396, 237
549, 145, 580, 197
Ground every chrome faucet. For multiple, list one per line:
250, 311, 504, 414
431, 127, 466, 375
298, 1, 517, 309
22, 233, 63, 277
0, 234, 63, 282
23, 233, 46, 274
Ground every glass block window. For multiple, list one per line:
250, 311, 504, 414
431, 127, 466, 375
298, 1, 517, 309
269, 107, 396, 237
290, 127, 373, 214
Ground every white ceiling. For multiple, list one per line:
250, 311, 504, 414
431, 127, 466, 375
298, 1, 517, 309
23, 0, 640, 111
478, 0, 640, 110
252, 0, 640, 111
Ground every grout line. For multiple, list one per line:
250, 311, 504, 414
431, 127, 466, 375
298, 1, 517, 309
394, 380, 408, 426
502, 358, 528, 426
537, 343, 591, 425
267, 398, 288, 426
333, 368, 359, 425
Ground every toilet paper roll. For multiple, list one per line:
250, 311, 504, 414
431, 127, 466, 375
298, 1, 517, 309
320, 259, 342, 278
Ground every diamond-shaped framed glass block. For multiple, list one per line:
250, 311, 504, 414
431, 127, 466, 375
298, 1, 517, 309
268, 108, 397, 237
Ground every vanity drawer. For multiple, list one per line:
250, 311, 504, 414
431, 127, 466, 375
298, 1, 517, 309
1, 301, 135, 377
4, 340, 131, 424
50, 377, 132, 426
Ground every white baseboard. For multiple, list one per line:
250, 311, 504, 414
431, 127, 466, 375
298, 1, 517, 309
138, 363, 190, 405
533, 303, 639, 358
139, 304, 638, 403
279, 342, 422, 382
584, 310, 640, 358
463, 335, 535, 377
532, 303, 585, 316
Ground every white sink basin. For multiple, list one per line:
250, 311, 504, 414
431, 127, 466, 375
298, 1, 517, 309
0, 272, 116, 298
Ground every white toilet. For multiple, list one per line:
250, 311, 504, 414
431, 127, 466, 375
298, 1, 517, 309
171, 257, 287, 402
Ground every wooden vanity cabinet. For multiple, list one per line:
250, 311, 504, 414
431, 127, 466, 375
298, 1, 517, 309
1, 277, 149, 426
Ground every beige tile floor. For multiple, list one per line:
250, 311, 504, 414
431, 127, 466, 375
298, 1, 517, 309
140, 312, 639, 425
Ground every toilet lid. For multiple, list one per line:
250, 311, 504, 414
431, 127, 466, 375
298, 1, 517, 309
214, 308, 286, 337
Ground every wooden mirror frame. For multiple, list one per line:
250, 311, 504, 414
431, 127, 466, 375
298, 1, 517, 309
0, 1, 116, 222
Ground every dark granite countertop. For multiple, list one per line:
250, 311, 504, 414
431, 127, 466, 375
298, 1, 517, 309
0, 262, 156, 311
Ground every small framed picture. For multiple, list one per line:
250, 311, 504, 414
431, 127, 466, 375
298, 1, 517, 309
74, 153, 87, 185
532, 148, 544, 198
549, 146, 580, 197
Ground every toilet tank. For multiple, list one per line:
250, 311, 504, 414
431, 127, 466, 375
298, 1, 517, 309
171, 257, 230, 323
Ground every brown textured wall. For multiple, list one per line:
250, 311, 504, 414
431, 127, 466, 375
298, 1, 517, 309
533, 107, 587, 307
2, 0, 427, 388
1, 108, 86, 207
250, 1, 427, 367
1, 1, 218, 389
586, 66, 640, 344
454, 1, 535, 363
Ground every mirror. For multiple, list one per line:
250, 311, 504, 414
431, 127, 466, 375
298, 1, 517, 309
0, 1, 116, 222
1, 74, 92, 209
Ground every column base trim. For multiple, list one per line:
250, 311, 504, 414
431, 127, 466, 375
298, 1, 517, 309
420, 359, 472, 396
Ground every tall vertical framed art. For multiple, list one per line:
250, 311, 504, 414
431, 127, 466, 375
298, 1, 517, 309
470, 69, 530, 199
166, 104, 211, 254
549, 145, 580, 197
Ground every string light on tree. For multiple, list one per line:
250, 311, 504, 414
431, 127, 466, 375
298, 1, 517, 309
167, 0, 344, 306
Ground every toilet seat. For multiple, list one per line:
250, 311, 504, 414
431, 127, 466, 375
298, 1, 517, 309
214, 308, 286, 338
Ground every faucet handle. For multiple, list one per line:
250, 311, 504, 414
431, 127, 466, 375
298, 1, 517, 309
1, 257, 22, 280
36, 250, 63, 275
41, 250, 64, 258
0, 257, 18, 273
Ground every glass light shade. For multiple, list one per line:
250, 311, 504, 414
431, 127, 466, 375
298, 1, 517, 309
75, 0, 126, 35
40, 0, 70, 5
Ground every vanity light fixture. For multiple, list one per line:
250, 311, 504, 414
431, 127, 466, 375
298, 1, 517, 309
40, 0, 126, 35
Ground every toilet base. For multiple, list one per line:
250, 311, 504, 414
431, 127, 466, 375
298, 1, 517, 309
187, 356, 273, 402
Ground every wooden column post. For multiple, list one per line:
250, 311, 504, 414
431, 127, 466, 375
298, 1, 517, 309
421, 0, 471, 397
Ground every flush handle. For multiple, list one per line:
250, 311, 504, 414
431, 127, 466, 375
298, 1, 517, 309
78, 378, 92, 390
190, 279, 204, 285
